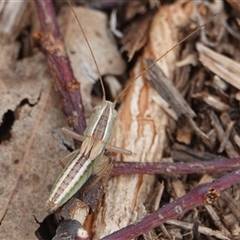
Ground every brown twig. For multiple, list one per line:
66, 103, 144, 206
102, 168, 240, 240
52, 219, 89, 240
34, 0, 86, 146
112, 158, 240, 175
34, 0, 88, 237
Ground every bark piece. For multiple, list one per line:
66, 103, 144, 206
146, 59, 208, 141
121, 10, 154, 60
197, 42, 240, 90
93, 3, 193, 238
0, 1, 31, 43
192, 92, 230, 112
209, 110, 238, 158
166, 220, 230, 240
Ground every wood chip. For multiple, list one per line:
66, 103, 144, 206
197, 42, 240, 90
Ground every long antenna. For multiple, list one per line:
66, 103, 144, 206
66, 0, 106, 100
67, 0, 216, 104
114, 15, 217, 102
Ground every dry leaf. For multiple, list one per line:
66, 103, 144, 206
0, 53, 72, 238
0, 2, 72, 239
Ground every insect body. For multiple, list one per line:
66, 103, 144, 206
44, 0, 135, 213
46, 100, 131, 212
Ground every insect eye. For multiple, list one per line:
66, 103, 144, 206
93, 105, 102, 113
113, 110, 118, 118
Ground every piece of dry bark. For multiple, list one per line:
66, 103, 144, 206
226, 0, 240, 16
220, 112, 240, 150
0, 1, 31, 44
172, 143, 222, 162
192, 92, 230, 112
166, 220, 230, 240
176, 123, 193, 144
92, 2, 194, 238
123, 0, 149, 21
197, 42, 240, 90
120, 10, 154, 61
209, 110, 239, 158
146, 59, 209, 142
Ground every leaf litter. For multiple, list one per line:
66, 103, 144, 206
1, 0, 240, 240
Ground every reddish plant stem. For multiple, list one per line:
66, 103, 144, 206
34, 0, 86, 146
102, 168, 240, 240
112, 158, 240, 175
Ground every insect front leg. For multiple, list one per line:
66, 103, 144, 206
62, 127, 85, 141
